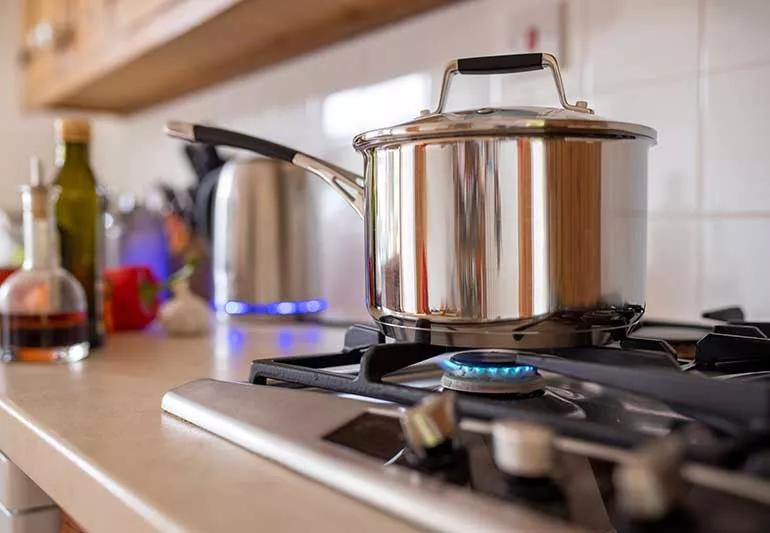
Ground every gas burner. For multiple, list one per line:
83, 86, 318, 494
440, 350, 545, 395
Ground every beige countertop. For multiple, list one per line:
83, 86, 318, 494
0, 321, 417, 532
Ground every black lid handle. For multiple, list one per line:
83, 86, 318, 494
456, 53, 545, 75
430, 52, 592, 115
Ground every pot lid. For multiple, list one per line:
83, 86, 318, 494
353, 53, 656, 150
353, 106, 657, 149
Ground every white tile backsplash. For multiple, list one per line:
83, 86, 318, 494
646, 218, 701, 320
497, 66, 584, 109
310, 173, 369, 323
702, 64, 770, 214
702, 218, 770, 320
585, 0, 699, 91
592, 77, 699, 214
704, 0, 770, 72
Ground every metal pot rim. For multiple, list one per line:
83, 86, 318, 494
353, 106, 657, 151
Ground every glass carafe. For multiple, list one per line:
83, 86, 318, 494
0, 159, 89, 363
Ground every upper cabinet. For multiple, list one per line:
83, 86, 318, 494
19, 0, 453, 113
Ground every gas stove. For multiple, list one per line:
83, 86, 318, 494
162, 307, 770, 532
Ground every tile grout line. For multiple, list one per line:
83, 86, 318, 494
590, 59, 770, 98
702, 58, 770, 76
694, 0, 707, 314
648, 212, 770, 221
577, 0, 589, 99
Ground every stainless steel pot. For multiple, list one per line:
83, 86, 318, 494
166, 53, 657, 348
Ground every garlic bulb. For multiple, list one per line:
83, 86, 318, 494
158, 279, 209, 336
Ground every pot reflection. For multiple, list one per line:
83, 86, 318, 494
366, 135, 650, 348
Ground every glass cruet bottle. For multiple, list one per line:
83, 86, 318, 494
0, 158, 89, 363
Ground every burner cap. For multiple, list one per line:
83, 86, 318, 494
440, 350, 545, 395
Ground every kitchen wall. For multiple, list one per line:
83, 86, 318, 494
3, 0, 770, 322
0, 0, 56, 206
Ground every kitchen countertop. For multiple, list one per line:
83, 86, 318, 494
0, 321, 417, 532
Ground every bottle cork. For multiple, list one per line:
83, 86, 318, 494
55, 118, 90, 143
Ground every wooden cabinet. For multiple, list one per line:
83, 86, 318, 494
111, 0, 180, 29
19, 0, 454, 113
20, 0, 74, 68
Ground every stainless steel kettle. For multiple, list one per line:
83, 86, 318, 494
211, 159, 324, 317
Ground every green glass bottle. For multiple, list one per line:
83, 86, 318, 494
53, 118, 105, 348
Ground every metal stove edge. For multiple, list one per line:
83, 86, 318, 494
161, 378, 583, 533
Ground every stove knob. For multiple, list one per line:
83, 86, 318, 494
401, 392, 457, 459
400, 392, 469, 482
744, 449, 770, 479
492, 420, 564, 506
614, 435, 686, 523
492, 420, 555, 478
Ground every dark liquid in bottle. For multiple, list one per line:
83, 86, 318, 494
1, 311, 88, 362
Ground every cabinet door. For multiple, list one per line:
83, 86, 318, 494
20, 0, 76, 65
71, 0, 109, 52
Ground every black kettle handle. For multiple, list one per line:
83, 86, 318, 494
431, 52, 592, 115
193, 168, 220, 248
168, 122, 298, 163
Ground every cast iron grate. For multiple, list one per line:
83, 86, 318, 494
249, 318, 770, 466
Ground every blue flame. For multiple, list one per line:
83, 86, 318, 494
222, 298, 328, 316
440, 358, 537, 379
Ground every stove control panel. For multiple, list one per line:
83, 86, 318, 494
324, 402, 770, 533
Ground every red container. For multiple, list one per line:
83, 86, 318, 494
0, 267, 16, 286
105, 266, 159, 331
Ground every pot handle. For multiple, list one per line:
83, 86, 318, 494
165, 122, 365, 218
431, 52, 593, 115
